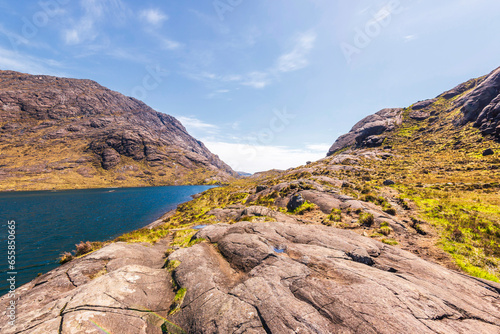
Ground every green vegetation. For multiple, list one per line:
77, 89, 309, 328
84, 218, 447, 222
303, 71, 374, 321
290, 201, 316, 215
379, 222, 392, 236
169, 288, 187, 315
328, 208, 343, 222
59, 240, 105, 264
166, 260, 181, 272
358, 212, 374, 226
382, 238, 399, 245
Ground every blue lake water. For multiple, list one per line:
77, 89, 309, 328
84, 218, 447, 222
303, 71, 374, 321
0, 185, 214, 296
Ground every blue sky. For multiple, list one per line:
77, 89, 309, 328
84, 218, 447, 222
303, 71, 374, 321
1, 0, 500, 173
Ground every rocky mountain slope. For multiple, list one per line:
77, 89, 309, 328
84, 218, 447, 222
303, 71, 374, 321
327, 66, 500, 156
2, 67, 500, 333
0, 70, 236, 190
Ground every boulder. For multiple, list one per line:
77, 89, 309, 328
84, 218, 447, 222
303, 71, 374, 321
411, 98, 437, 110
287, 194, 305, 211
483, 148, 494, 156
299, 190, 343, 213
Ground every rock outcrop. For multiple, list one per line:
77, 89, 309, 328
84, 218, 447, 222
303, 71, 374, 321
327, 108, 403, 156
0, 70, 236, 190
454, 67, 500, 138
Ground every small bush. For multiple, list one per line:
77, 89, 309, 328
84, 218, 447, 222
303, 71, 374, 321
359, 213, 374, 226
383, 206, 397, 216
328, 208, 342, 222
59, 252, 73, 264
75, 241, 93, 256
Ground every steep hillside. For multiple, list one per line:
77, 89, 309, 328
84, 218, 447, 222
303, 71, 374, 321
0, 70, 236, 190
323, 66, 500, 281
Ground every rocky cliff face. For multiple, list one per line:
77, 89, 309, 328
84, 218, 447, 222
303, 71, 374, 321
0, 70, 235, 190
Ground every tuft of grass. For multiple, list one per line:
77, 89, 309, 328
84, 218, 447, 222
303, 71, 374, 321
379, 226, 392, 236
290, 201, 316, 215
359, 212, 374, 226
166, 259, 181, 272
327, 208, 343, 222
59, 252, 73, 264
382, 238, 399, 245
169, 287, 187, 315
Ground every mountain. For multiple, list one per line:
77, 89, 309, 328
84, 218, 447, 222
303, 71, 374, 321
328, 67, 500, 155
0, 70, 236, 191
1, 68, 500, 333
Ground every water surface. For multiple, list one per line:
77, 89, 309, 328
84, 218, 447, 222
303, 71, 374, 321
0, 185, 213, 295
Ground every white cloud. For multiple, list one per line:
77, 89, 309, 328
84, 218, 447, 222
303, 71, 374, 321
276, 32, 316, 73
203, 141, 327, 174
206, 89, 230, 99
160, 37, 181, 50
404, 34, 417, 42
176, 116, 219, 135
140, 9, 168, 27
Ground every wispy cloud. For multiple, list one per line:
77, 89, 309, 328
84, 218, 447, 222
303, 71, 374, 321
241, 71, 272, 89
206, 89, 230, 99
306, 143, 331, 152
159, 37, 181, 50
176, 116, 219, 135
185, 30, 317, 90
139, 9, 168, 27
404, 34, 417, 42
276, 31, 316, 73
138, 8, 180, 50
62, 0, 129, 45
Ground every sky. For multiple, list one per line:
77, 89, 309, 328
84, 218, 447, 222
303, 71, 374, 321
1, 1, 500, 173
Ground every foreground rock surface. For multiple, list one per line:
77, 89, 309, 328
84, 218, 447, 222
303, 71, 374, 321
169, 221, 500, 333
0, 241, 173, 334
1, 219, 500, 333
